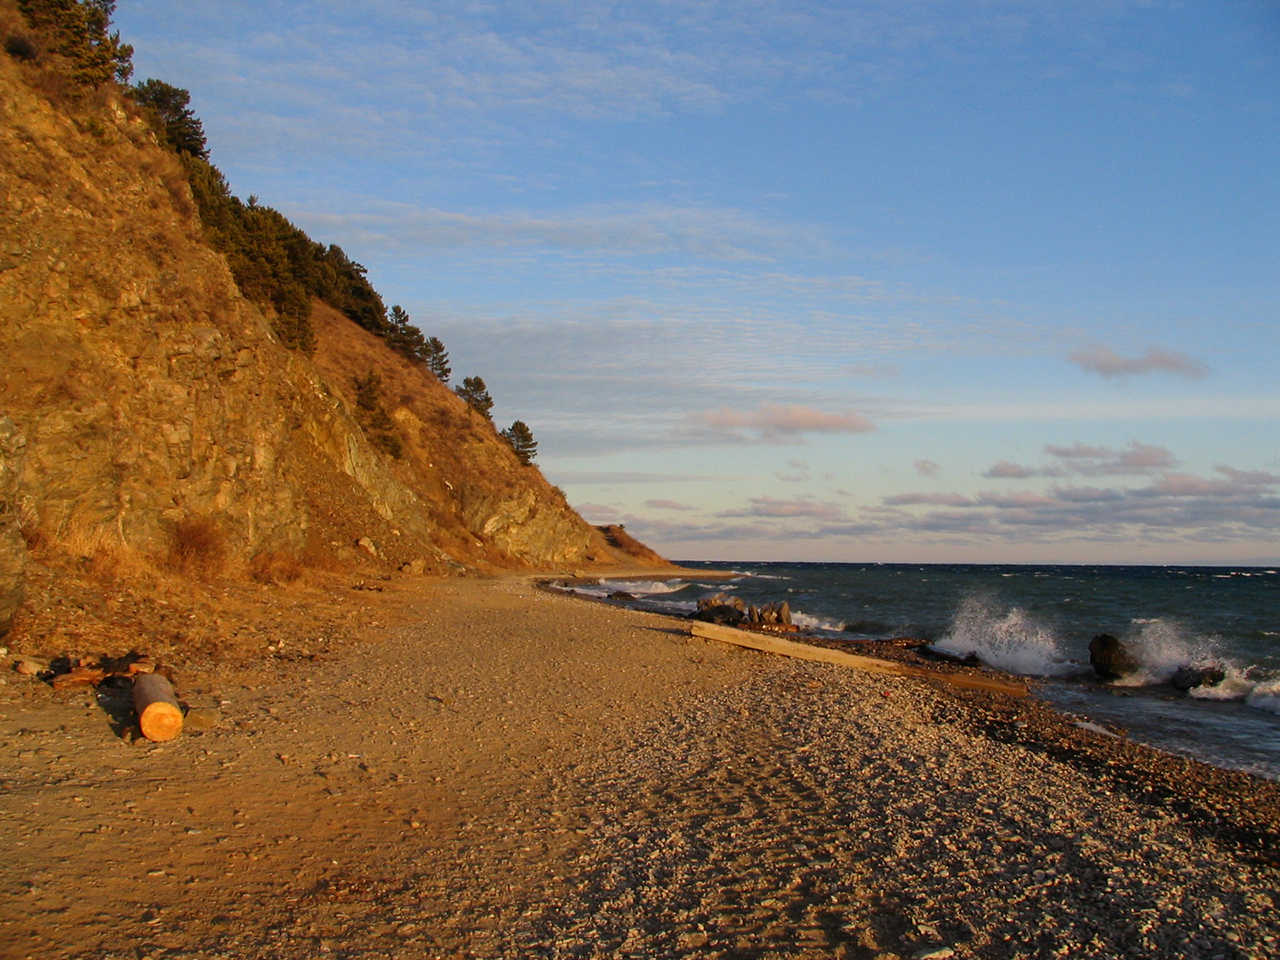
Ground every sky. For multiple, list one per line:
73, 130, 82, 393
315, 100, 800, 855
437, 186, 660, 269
113, 1, 1280, 564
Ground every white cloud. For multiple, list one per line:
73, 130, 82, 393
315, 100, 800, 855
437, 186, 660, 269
913, 458, 940, 476
1069, 345, 1208, 379
695, 404, 875, 442
718, 496, 849, 522
982, 460, 1045, 479
298, 203, 811, 262
644, 499, 697, 511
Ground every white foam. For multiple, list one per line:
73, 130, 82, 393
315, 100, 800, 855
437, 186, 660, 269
1110, 618, 1224, 687
579, 579, 688, 597
1246, 680, 1280, 716
791, 610, 845, 633
932, 595, 1076, 677
1073, 720, 1118, 737
1188, 667, 1253, 702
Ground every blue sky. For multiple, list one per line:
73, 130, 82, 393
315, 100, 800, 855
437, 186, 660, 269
115, 1, 1279, 563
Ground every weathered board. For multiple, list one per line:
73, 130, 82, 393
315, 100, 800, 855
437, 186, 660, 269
690, 621, 1028, 698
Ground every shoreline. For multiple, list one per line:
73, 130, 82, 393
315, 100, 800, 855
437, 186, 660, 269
556, 564, 1280, 783
3, 572, 1278, 958
544, 572, 1280, 841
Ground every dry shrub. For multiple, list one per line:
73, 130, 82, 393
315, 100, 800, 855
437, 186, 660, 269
299, 529, 343, 572
249, 549, 302, 585
55, 517, 153, 585
5, 33, 38, 62
168, 514, 226, 579
27, 64, 79, 105
16, 498, 43, 550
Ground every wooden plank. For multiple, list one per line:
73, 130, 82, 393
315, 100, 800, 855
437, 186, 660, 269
690, 621, 1028, 698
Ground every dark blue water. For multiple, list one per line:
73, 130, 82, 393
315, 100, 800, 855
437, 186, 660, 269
562, 562, 1280, 780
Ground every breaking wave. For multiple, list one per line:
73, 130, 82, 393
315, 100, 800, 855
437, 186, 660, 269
1246, 681, 1280, 715
1109, 618, 1225, 687
790, 610, 845, 633
932, 595, 1078, 677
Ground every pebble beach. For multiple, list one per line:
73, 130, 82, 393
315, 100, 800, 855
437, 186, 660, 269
2, 574, 1278, 959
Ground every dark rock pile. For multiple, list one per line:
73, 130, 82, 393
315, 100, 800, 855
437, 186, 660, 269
692, 593, 793, 630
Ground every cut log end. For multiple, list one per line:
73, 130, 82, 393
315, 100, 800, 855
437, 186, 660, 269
139, 701, 184, 742
133, 673, 184, 742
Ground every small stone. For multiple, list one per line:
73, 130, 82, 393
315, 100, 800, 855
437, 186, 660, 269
14, 657, 44, 676
184, 707, 220, 731
913, 949, 955, 959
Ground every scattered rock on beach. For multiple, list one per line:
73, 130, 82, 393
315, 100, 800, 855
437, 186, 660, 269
694, 593, 747, 626
183, 707, 220, 732
14, 657, 45, 676
749, 601, 792, 627
694, 594, 795, 630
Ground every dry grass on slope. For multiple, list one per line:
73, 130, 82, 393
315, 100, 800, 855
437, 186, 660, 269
307, 301, 619, 571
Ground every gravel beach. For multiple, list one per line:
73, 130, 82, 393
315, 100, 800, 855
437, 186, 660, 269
2, 574, 1278, 959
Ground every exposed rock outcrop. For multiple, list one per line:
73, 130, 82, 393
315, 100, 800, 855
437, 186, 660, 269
0, 417, 25, 638
0, 47, 665, 623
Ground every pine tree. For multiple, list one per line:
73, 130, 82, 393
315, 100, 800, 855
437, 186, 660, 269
455, 376, 493, 419
17, 0, 133, 85
132, 78, 208, 158
500, 420, 538, 465
386, 304, 429, 363
424, 337, 451, 383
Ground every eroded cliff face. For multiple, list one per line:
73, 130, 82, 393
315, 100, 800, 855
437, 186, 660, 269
0, 50, 661, 606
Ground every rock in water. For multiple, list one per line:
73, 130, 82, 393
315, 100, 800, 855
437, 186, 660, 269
1170, 665, 1225, 692
1089, 633, 1139, 681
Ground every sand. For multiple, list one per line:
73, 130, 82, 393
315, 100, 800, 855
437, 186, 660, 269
2, 573, 1278, 959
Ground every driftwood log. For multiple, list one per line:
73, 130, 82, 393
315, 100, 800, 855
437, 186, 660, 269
690, 621, 1028, 698
49, 653, 156, 690
132, 673, 184, 741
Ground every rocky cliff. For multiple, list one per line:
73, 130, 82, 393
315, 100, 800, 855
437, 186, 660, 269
0, 42, 667, 637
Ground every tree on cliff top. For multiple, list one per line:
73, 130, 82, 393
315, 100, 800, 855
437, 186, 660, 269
132, 78, 207, 159
424, 337, 450, 383
455, 376, 493, 419
17, 0, 133, 85
501, 420, 538, 465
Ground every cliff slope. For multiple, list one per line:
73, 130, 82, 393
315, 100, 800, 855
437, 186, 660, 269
0, 35, 667, 637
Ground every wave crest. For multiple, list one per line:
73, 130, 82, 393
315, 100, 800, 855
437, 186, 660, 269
933, 595, 1076, 677
1109, 618, 1225, 687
